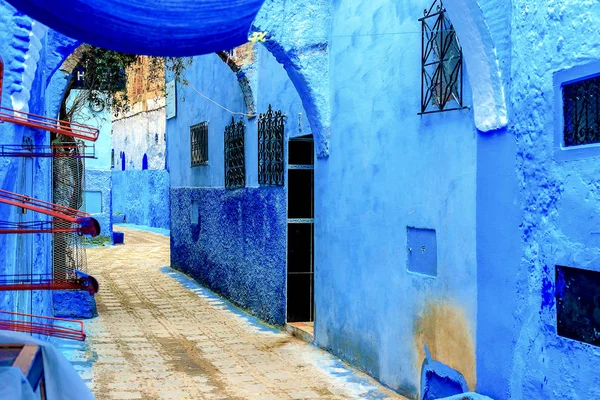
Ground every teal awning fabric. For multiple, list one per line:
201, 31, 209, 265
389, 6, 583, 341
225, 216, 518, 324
5, 0, 265, 56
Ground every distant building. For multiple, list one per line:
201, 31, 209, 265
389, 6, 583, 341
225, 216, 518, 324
111, 56, 170, 229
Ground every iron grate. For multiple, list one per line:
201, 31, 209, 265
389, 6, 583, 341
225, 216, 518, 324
224, 118, 246, 189
191, 121, 209, 166
258, 105, 285, 186
563, 75, 600, 147
419, 0, 465, 114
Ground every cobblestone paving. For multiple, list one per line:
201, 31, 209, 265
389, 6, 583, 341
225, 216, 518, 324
57, 226, 406, 400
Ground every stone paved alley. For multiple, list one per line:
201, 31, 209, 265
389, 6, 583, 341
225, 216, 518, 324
53, 226, 406, 400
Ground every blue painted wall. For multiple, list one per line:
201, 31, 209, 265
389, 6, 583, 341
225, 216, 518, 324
67, 89, 114, 242
84, 170, 112, 239
112, 169, 170, 230
316, 2, 477, 397
161, 0, 600, 398
475, 1, 600, 399
167, 45, 309, 325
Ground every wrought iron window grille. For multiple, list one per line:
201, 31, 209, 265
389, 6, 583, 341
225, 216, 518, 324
258, 105, 285, 186
191, 121, 209, 166
562, 75, 600, 147
224, 118, 246, 189
419, 0, 466, 114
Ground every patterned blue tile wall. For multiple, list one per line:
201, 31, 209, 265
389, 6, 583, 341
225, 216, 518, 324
170, 186, 286, 326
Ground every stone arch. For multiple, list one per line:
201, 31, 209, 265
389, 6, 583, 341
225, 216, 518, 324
252, 0, 331, 158
216, 50, 257, 119
444, 0, 508, 132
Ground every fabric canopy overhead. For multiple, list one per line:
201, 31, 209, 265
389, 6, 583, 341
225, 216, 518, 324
5, 0, 265, 56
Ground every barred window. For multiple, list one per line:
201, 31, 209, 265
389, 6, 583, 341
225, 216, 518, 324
419, 0, 465, 114
258, 105, 285, 186
563, 76, 600, 147
190, 121, 208, 166
224, 118, 245, 189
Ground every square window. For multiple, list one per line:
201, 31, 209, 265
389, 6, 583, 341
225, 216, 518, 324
191, 121, 208, 166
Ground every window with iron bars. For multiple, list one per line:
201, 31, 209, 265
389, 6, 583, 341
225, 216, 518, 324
419, 0, 465, 114
562, 75, 600, 147
224, 118, 245, 189
258, 105, 285, 186
190, 121, 208, 166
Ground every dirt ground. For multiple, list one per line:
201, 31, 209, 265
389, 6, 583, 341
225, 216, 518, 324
76, 226, 406, 400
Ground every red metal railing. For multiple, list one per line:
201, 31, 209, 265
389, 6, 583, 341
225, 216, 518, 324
0, 107, 99, 142
0, 189, 100, 237
0, 310, 86, 341
0, 143, 95, 159
0, 271, 99, 295
0, 220, 97, 235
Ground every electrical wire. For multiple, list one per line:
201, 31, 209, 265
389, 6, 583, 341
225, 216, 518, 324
185, 80, 252, 118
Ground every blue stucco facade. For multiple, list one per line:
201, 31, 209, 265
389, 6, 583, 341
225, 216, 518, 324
165, 1, 600, 398
112, 169, 170, 230
475, 1, 600, 399
1, 0, 599, 399
167, 44, 307, 325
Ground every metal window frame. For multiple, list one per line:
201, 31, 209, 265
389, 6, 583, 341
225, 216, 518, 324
419, 0, 466, 115
224, 118, 246, 189
258, 104, 285, 186
190, 121, 209, 167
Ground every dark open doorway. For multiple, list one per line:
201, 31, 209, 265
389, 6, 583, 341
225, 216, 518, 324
287, 134, 314, 328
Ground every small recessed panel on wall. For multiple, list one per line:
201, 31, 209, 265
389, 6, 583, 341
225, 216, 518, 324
407, 227, 437, 277
556, 265, 600, 346
166, 80, 176, 119
190, 200, 200, 225
83, 191, 102, 214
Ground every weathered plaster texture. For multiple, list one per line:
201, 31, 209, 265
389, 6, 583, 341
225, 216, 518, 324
312, 1, 478, 397
53, 290, 98, 319
170, 186, 286, 326
167, 40, 310, 327
112, 101, 166, 171
112, 170, 170, 230
253, 0, 331, 157
476, 1, 600, 399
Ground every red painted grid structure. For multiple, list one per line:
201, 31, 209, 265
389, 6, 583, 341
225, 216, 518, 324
0, 143, 96, 159
0, 271, 98, 295
0, 189, 100, 294
0, 310, 86, 341
0, 189, 100, 236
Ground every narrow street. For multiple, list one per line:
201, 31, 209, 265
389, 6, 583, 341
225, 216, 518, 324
54, 226, 405, 400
